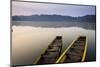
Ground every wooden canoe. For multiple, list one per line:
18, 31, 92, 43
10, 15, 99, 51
34, 36, 63, 64
56, 36, 87, 63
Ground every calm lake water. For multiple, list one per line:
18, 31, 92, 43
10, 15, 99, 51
12, 21, 96, 65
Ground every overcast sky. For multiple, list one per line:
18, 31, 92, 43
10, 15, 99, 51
12, 1, 96, 17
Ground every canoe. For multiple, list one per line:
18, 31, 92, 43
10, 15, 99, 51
56, 36, 87, 63
34, 36, 63, 64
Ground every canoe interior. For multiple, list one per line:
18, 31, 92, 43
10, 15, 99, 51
63, 36, 86, 63
36, 36, 63, 64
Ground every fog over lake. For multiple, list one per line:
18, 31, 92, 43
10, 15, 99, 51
12, 21, 95, 30
12, 21, 96, 65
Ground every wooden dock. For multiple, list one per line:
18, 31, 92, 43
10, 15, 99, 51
56, 36, 87, 63
34, 36, 63, 64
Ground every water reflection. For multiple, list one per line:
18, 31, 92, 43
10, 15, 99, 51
12, 21, 96, 30
12, 26, 96, 65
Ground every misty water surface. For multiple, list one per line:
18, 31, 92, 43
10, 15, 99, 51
12, 21, 96, 65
